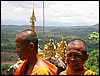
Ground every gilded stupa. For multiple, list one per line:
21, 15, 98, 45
30, 9, 36, 31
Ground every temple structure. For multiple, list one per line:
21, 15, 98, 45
30, 9, 36, 31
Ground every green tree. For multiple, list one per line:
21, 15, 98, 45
86, 32, 99, 52
88, 32, 99, 41
84, 32, 99, 75
1, 64, 12, 75
84, 49, 99, 75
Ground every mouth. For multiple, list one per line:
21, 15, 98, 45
17, 53, 19, 56
69, 63, 78, 66
72, 64, 78, 66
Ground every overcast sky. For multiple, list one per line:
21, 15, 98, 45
1, 1, 99, 26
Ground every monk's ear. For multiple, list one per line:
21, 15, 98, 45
29, 42, 34, 50
85, 53, 89, 61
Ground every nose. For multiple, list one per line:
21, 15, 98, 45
70, 55, 76, 61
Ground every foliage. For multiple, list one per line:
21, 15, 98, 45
88, 32, 99, 41
84, 49, 99, 75
85, 32, 99, 52
1, 25, 99, 51
1, 64, 12, 75
1, 42, 16, 52
84, 31, 99, 75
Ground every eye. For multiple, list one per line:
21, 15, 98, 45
75, 49, 81, 51
75, 54, 82, 59
76, 55, 81, 58
67, 54, 71, 57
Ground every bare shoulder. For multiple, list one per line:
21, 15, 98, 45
38, 58, 48, 67
59, 70, 66, 75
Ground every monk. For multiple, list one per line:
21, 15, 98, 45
14, 29, 58, 75
59, 38, 97, 75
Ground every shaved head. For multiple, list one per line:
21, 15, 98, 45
68, 38, 87, 52
16, 29, 38, 52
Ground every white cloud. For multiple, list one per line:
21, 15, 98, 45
1, 1, 99, 26
44, 1, 99, 24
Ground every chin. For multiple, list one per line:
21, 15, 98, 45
69, 64, 79, 71
70, 67, 79, 71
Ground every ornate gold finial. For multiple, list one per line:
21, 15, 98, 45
49, 37, 54, 42
30, 9, 36, 31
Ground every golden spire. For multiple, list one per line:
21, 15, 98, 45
30, 9, 36, 31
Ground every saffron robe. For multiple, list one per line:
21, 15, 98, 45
66, 66, 96, 75
14, 59, 58, 75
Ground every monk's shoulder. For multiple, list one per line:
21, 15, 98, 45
59, 70, 66, 75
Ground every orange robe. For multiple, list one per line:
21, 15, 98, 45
66, 66, 96, 75
14, 59, 58, 75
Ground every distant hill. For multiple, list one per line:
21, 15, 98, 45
90, 23, 99, 32
1, 20, 30, 25
2, 19, 99, 27
91, 23, 99, 28
1, 23, 99, 40
1, 24, 99, 52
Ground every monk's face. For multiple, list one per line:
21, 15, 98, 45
66, 40, 88, 71
15, 34, 31, 60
